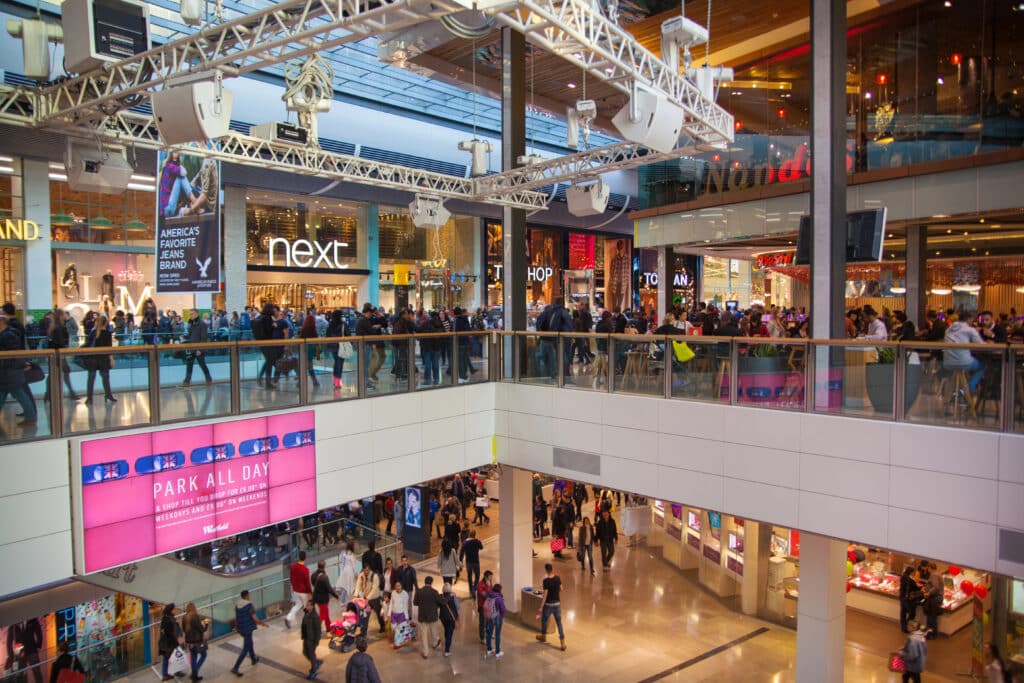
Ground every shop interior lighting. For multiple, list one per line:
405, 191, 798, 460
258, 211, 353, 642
1016, 286, 1024, 294
50, 212, 74, 226
0, 165, 14, 174
930, 288, 952, 295
89, 215, 113, 228
124, 218, 148, 231
952, 283, 981, 293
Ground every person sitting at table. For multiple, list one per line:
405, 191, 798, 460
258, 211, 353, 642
857, 305, 888, 341
892, 311, 916, 341
653, 313, 685, 337
978, 310, 1007, 344
943, 314, 985, 394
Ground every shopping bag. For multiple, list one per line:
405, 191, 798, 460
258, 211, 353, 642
275, 353, 298, 373
672, 340, 696, 363
55, 670, 86, 683
475, 496, 490, 509
888, 653, 905, 673
550, 537, 565, 553
167, 647, 190, 676
338, 341, 355, 360
23, 362, 45, 383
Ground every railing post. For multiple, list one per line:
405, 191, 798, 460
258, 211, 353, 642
805, 343, 816, 413
556, 333, 565, 388
893, 343, 906, 423
1000, 346, 1014, 433
451, 333, 460, 386
230, 343, 241, 414
297, 341, 308, 403
149, 345, 161, 426
49, 350, 63, 437
607, 336, 615, 393
513, 333, 521, 383
407, 337, 416, 393
729, 339, 739, 405
357, 339, 367, 399
663, 335, 673, 399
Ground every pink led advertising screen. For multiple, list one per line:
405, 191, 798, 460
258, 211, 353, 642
73, 411, 316, 573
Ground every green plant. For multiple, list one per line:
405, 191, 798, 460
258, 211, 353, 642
751, 343, 779, 358
875, 347, 896, 364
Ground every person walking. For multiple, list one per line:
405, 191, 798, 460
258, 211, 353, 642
311, 560, 339, 631
483, 583, 507, 659
157, 603, 182, 682
437, 539, 461, 588
344, 637, 382, 683
898, 622, 928, 683
230, 590, 267, 676
336, 542, 359, 604
388, 582, 414, 649
899, 565, 922, 633
394, 555, 418, 595
82, 314, 116, 405
572, 481, 588, 522
300, 600, 323, 680
44, 310, 78, 401
475, 570, 494, 645
286, 551, 313, 629
354, 564, 384, 635
535, 564, 567, 651
438, 583, 460, 657
413, 576, 443, 659
595, 509, 619, 569
577, 517, 595, 575
182, 602, 208, 682
48, 642, 85, 683
460, 530, 483, 594
180, 309, 213, 387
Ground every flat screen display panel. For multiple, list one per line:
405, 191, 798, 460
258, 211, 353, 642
73, 410, 316, 573
795, 208, 887, 265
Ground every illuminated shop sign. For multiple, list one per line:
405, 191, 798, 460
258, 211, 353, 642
491, 264, 558, 283
0, 218, 41, 240
268, 237, 350, 269
755, 252, 795, 268
639, 271, 692, 287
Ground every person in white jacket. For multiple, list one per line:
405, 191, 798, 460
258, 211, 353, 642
388, 583, 413, 649
336, 542, 360, 604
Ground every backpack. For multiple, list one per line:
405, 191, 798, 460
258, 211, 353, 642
536, 307, 552, 332
482, 593, 497, 621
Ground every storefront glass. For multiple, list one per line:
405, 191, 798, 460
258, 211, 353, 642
0, 158, 27, 309
638, 2, 1024, 208
50, 182, 157, 247
703, 256, 754, 308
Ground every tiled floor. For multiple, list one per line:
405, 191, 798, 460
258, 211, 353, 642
120, 507, 969, 683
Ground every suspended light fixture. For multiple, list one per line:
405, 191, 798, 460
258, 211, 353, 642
890, 280, 906, 294
90, 215, 113, 229
930, 288, 952, 296
952, 283, 981, 293
124, 218, 148, 231
50, 212, 74, 226
1016, 286, 1024, 294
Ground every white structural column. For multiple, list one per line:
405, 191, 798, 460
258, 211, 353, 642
22, 158, 51, 316
223, 186, 247, 315
739, 522, 760, 616
795, 532, 847, 683
497, 465, 534, 613
655, 246, 670, 317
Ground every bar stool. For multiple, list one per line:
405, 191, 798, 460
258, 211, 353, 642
716, 356, 731, 401
948, 369, 977, 420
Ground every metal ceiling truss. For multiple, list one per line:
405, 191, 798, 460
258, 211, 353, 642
486, 0, 733, 148
1, 0, 733, 212
474, 140, 699, 197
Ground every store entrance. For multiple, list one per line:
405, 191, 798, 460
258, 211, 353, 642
0, 246, 24, 310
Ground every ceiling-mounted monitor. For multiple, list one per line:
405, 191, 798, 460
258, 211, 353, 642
794, 208, 887, 265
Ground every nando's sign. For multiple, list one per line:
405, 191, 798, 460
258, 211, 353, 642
701, 144, 853, 195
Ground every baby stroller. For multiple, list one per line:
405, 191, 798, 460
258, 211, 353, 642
328, 599, 371, 653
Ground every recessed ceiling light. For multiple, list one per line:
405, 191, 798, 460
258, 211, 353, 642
887, 233, 893, 238
946, 229, 952, 234
567, 82, 577, 89
937, 77, 945, 85
979, 218, 985, 223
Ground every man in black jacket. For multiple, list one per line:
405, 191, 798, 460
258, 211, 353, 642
181, 309, 213, 386
394, 555, 418, 595
595, 510, 619, 569
413, 576, 444, 659
572, 482, 589, 522
300, 600, 322, 680
453, 307, 473, 382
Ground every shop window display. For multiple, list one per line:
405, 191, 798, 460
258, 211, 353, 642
50, 184, 156, 247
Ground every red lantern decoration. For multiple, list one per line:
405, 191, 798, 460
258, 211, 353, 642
960, 580, 974, 596
950, 53, 962, 66
846, 581, 852, 593
974, 585, 988, 600
947, 566, 962, 577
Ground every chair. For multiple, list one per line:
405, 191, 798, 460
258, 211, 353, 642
716, 356, 731, 401
947, 369, 977, 420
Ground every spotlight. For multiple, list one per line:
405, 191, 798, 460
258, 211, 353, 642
566, 178, 610, 217
458, 139, 492, 177
409, 194, 450, 229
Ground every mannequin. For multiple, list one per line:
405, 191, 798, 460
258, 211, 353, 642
62, 262, 80, 299
101, 269, 115, 300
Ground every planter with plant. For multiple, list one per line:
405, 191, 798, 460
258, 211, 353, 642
865, 347, 922, 414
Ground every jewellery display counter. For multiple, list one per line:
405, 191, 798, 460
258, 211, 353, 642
846, 552, 989, 636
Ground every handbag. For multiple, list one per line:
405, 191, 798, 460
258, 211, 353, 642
23, 362, 45, 383
550, 537, 565, 553
672, 340, 696, 363
55, 670, 86, 683
888, 653, 906, 673
576, 549, 583, 562
338, 341, 355, 360
275, 353, 298, 373
475, 496, 490, 509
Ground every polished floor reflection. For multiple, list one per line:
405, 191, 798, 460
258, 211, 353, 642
117, 508, 969, 683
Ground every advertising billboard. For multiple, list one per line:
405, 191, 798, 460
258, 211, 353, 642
72, 411, 316, 574
155, 150, 221, 293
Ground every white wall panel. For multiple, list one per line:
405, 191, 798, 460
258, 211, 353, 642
420, 444, 467, 482
316, 431, 374, 474
998, 434, 1024, 484
463, 382, 497, 413
724, 479, 799, 528
890, 423, 1000, 479
658, 400, 725, 436
997, 482, 1024, 530
723, 447, 800, 489
464, 410, 496, 442
656, 467, 724, 512
551, 388, 606, 423
372, 453, 422, 492
657, 433, 727, 475
317, 463, 374, 509
551, 418, 602, 454
508, 411, 553, 446
602, 425, 658, 463
0, 532, 74, 599
464, 437, 493, 469
314, 400, 372, 439
799, 414, 891, 465
420, 389, 466, 422
798, 492, 889, 549
890, 468, 998, 525
371, 423, 422, 461
887, 508, 997, 571
602, 457, 659, 498
371, 392, 422, 430
800, 454, 889, 505
421, 415, 465, 451
0, 486, 71, 547
726, 407, 803, 451
0, 439, 69, 498
601, 394, 660, 431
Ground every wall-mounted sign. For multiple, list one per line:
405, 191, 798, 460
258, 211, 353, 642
756, 252, 795, 268
268, 237, 350, 269
639, 271, 692, 287
393, 263, 409, 285
156, 150, 221, 293
0, 218, 41, 240
490, 264, 559, 283
72, 410, 317, 574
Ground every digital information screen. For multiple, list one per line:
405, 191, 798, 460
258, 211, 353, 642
72, 410, 316, 573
